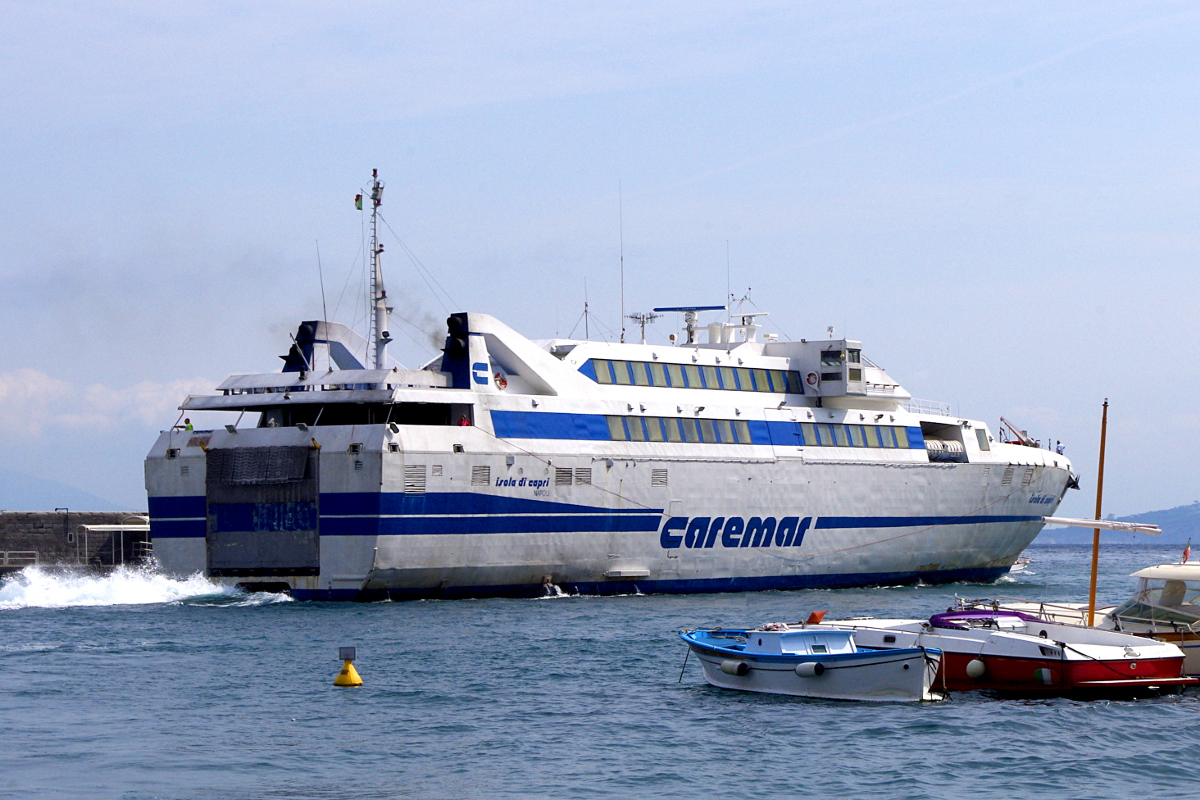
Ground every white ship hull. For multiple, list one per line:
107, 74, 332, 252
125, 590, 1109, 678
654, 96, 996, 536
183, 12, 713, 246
147, 422, 1071, 600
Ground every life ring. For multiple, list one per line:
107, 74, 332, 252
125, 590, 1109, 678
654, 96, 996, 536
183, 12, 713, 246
805, 372, 819, 387
494, 372, 508, 390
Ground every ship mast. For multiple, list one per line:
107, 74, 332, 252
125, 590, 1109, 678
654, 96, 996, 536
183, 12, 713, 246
368, 169, 391, 369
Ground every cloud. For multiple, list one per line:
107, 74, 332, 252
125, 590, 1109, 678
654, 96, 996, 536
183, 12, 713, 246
0, 369, 215, 437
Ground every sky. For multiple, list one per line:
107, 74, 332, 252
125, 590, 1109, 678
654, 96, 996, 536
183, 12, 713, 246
1, 1, 1198, 515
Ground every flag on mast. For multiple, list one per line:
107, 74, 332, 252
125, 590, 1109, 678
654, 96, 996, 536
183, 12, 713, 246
355, 194, 363, 210
1184, 538, 1192, 564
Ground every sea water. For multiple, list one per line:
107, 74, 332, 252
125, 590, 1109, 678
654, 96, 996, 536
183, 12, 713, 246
0, 544, 1196, 800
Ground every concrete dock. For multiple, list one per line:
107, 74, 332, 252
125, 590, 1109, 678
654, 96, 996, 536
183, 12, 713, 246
0, 510, 150, 574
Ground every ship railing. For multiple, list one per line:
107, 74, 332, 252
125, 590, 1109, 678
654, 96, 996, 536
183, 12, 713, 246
0, 551, 38, 567
901, 398, 952, 416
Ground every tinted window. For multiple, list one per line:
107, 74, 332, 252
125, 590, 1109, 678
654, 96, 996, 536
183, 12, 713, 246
666, 363, 685, 387
800, 423, 819, 446
594, 360, 614, 384
612, 360, 632, 385
848, 425, 865, 447
648, 362, 668, 387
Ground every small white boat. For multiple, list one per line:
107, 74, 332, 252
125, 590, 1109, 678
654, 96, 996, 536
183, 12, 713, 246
679, 624, 943, 702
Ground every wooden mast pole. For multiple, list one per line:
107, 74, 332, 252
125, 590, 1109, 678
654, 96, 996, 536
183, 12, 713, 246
1087, 399, 1109, 626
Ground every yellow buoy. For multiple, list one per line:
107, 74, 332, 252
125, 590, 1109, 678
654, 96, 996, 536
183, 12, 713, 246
334, 646, 363, 687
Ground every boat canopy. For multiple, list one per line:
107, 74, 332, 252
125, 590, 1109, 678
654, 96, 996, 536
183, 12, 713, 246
1130, 564, 1200, 581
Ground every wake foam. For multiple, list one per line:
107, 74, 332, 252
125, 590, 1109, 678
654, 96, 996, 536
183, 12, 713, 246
0, 565, 240, 610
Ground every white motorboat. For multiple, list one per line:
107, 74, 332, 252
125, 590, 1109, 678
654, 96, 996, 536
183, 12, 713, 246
964, 561, 1200, 676
680, 624, 943, 702
820, 609, 1195, 695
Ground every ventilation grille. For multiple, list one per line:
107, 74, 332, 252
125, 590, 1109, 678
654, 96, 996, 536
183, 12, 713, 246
471, 465, 490, 486
574, 468, 591, 485
982, 466, 991, 478
651, 468, 669, 487
555, 467, 573, 486
354, 460, 364, 472
180, 465, 189, 477
1021, 466, 1035, 486
404, 464, 426, 494
1002, 465, 1015, 486
207, 446, 308, 486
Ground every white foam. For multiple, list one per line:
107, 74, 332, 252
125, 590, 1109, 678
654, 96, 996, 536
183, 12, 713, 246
0, 565, 237, 609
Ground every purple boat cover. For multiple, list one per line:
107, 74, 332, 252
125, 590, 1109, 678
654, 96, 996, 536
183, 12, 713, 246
928, 609, 1044, 630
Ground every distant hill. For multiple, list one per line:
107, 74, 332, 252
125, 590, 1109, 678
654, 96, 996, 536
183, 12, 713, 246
1034, 501, 1200, 545
0, 466, 127, 512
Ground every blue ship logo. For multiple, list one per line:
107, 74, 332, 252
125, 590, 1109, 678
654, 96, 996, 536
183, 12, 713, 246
659, 516, 811, 549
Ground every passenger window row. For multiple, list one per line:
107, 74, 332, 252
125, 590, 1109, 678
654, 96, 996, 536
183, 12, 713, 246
589, 359, 802, 394
796, 423, 912, 449
606, 416, 754, 444
603, 416, 915, 449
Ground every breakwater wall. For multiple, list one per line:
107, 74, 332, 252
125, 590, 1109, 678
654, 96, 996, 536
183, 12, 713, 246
0, 510, 149, 571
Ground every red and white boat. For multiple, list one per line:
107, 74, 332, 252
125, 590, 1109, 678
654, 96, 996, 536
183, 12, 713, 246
817, 609, 1195, 696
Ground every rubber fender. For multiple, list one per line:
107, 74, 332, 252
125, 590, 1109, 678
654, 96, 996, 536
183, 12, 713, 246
719, 660, 750, 676
794, 662, 826, 678
965, 659, 987, 679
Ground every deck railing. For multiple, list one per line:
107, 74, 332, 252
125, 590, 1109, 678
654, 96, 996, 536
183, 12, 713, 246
0, 551, 38, 567
900, 398, 952, 416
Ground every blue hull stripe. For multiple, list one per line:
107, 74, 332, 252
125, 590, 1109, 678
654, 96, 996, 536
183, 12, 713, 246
150, 519, 205, 538
321, 514, 663, 536
491, 410, 610, 440
487, 411, 927, 450
320, 492, 655, 517
148, 495, 206, 518
815, 515, 1043, 529
149, 492, 1043, 539
287, 565, 1011, 601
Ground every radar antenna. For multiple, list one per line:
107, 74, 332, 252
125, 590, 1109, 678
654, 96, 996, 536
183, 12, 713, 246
626, 311, 662, 344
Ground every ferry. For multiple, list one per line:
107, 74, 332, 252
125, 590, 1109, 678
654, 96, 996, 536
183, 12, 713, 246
145, 171, 1078, 600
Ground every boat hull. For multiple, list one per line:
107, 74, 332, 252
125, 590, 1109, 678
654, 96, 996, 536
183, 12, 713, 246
684, 642, 941, 702
146, 425, 1072, 600
829, 618, 1195, 696
935, 650, 1190, 694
